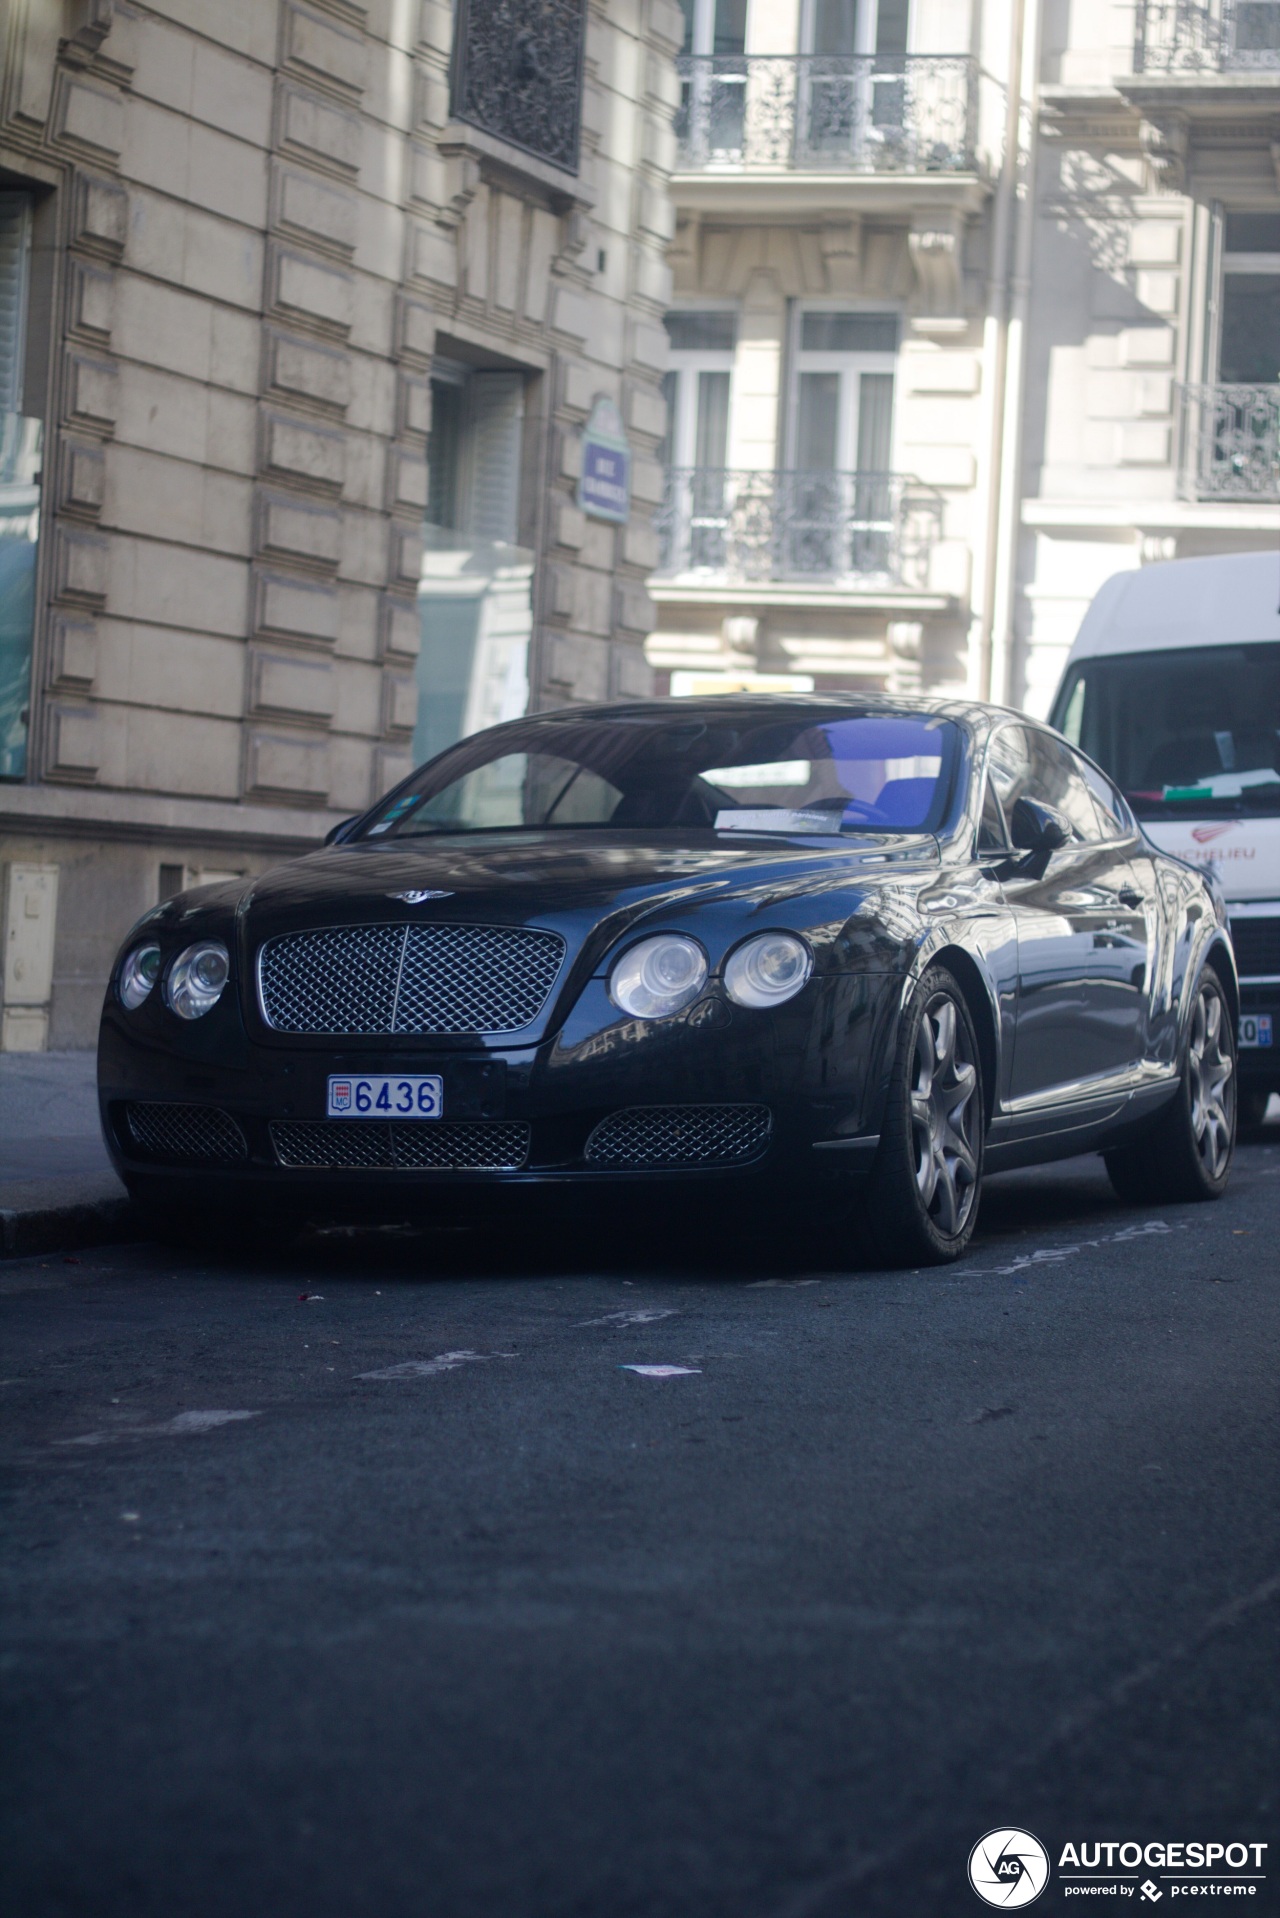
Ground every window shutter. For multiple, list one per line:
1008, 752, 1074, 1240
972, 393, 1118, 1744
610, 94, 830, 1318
0, 195, 32, 417
466, 372, 524, 545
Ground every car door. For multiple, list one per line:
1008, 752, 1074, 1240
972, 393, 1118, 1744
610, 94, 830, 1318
987, 724, 1149, 1104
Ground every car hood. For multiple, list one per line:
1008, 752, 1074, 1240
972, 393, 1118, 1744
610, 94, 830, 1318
220, 830, 940, 1048
235, 829, 940, 929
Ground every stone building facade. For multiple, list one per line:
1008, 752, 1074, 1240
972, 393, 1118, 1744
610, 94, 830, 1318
646, 0, 1278, 715
0, 0, 681, 1048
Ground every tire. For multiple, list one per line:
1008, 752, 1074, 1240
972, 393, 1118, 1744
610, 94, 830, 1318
1104, 965, 1236, 1206
862, 965, 985, 1267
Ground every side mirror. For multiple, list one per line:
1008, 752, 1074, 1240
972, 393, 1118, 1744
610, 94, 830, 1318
1010, 796, 1070, 854
323, 816, 358, 847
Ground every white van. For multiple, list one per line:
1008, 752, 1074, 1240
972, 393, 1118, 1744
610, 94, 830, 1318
1048, 550, 1280, 1129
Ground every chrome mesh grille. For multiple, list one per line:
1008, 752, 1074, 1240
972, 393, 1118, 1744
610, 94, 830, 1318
124, 1102, 247, 1165
270, 1120, 531, 1171
258, 923, 565, 1035
584, 1104, 772, 1170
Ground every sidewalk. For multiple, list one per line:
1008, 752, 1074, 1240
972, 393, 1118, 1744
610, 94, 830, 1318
0, 1051, 132, 1255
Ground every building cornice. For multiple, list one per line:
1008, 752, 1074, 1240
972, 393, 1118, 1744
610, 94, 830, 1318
0, 784, 341, 853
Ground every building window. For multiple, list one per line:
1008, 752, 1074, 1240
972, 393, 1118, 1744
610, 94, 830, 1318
0, 190, 39, 782
418, 365, 532, 768
787, 307, 899, 574
659, 310, 736, 572
1218, 211, 1280, 384
451, 0, 588, 176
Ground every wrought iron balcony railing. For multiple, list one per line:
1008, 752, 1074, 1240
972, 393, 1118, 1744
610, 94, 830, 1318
1180, 384, 1280, 499
1134, 0, 1280, 71
673, 55, 978, 173
652, 469, 944, 589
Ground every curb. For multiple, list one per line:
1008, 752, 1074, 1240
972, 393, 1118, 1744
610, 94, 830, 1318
1, 1195, 137, 1259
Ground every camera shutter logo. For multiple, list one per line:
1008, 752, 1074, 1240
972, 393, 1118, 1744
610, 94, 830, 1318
968, 1829, 1050, 1907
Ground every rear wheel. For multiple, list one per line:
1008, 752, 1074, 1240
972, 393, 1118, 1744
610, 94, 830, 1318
1104, 966, 1236, 1205
863, 966, 984, 1268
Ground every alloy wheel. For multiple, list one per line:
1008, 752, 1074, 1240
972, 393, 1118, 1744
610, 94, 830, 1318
909, 993, 979, 1237
1188, 982, 1234, 1181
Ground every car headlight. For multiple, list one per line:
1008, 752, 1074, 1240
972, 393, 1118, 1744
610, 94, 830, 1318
119, 943, 161, 1011
166, 941, 230, 1020
724, 932, 812, 1009
610, 933, 708, 1020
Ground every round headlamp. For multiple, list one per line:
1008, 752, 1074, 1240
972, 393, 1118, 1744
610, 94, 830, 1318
724, 932, 812, 1009
166, 941, 230, 1020
609, 933, 708, 1020
119, 943, 162, 1011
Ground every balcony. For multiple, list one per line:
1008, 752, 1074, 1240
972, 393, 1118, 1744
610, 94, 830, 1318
651, 469, 945, 601
671, 55, 983, 217
1134, 0, 1280, 71
1180, 383, 1280, 500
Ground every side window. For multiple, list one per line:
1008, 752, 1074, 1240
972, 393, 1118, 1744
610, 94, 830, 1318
1079, 757, 1131, 841
987, 726, 1103, 844
977, 769, 1009, 854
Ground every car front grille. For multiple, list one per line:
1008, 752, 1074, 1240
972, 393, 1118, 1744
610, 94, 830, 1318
257, 923, 566, 1036
270, 1120, 532, 1171
1231, 916, 1280, 979
124, 1102, 247, 1165
584, 1104, 772, 1170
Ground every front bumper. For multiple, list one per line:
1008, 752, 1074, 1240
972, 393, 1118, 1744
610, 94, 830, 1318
97, 970, 898, 1222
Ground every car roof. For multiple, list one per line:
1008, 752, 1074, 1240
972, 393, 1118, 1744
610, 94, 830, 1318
531, 692, 994, 727
1066, 550, 1280, 662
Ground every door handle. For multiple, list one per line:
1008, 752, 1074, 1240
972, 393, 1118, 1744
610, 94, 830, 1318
1118, 888, 1143, 909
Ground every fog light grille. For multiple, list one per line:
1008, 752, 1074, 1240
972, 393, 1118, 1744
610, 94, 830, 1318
584, 1104, 771, 1170
270, 1120, 531, 1171
124, 1103, 247, 1165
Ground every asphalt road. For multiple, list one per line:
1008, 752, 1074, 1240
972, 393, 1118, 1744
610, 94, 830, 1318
3, 1141, 1278, 1918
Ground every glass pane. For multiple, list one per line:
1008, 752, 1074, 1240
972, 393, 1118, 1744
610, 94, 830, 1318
361, 710, 961, 837
810, 0, 858, 55
1219, 274, 1280, 382
659, 369, 677, 467
874, 0, 910, 57
1224, 211, 1280, 253
426, 380, 462, 530
679, 0, 695, 54
694, 370, 730, 469
800, 311, 899, 353
664, 311, 737, 352
0, 413, 40, 781
713, 0, 747, 55
796, 373, 840, 470
1046, 644, 1280, 820
1234, 0, 1280, 53
856, 372, 894, 471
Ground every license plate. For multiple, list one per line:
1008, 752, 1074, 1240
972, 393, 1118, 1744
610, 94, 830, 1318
327, 1074, 443, 1118
1239, 1014, 1273, 1049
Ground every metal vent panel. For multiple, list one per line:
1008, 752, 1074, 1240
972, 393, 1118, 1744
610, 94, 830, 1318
258, 923, 565, 1036
584, 1104, 772, 1170
125, 1103, 247, 1165
270, 1120, 531, 1171
1231, 916, 1280, 979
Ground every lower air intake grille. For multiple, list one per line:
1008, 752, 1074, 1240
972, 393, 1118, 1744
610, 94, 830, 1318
1231, 916, 1280, 979
270, 1120, 531, 1171
584, 1104, 772, 1170
124, 1102, 247, 1165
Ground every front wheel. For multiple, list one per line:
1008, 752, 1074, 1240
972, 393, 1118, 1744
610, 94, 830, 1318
862, 966, 985, 1268
1105, 965, 1236, 1205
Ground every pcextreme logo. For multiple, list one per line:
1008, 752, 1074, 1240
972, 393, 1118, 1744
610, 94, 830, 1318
969, 1829, 1050, 1907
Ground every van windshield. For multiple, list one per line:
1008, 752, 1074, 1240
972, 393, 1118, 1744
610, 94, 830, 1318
1052, 644, 1280, 820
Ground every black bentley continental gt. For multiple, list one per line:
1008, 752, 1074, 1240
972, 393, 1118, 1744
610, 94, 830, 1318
98, 696, 1239, 1264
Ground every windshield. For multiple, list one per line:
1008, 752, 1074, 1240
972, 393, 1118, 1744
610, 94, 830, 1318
1052, 644, 1280, 820
356, 710, 961, 840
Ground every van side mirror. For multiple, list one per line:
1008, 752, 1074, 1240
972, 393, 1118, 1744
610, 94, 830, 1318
1010, 796, 1070, 854
324, 816, 358, 847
